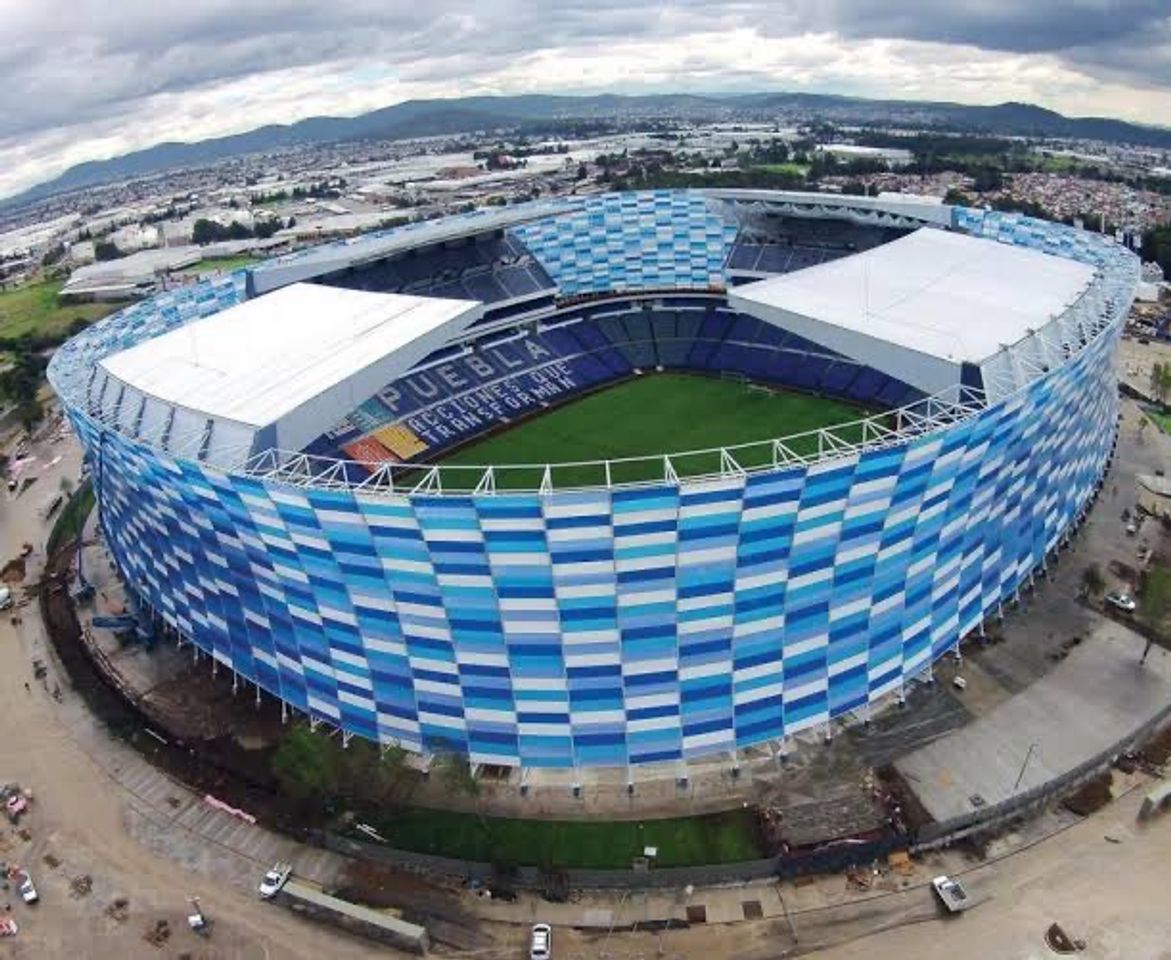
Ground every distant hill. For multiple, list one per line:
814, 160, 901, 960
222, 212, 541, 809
6, 91, 1170, 208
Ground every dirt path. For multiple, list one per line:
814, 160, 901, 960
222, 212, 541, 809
0, 440, 388, 959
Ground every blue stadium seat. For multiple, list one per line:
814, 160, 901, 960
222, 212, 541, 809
309, 301, 921, 467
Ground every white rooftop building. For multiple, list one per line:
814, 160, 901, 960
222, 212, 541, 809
730, 229, 1096, 401
93, 283, 482, 467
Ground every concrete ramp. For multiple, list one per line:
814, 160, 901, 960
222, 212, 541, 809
896, 620, 1171, 823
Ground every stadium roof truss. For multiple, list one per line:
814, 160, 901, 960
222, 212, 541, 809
93, 283, 482, 468
52, 198, 1140, 496
248, 198, 573, 294
234, 381, 992, 495
707, 188, 953, 231
728, 229, 1098, 403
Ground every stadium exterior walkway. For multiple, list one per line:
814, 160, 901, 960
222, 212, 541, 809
895, 622, 1171, 823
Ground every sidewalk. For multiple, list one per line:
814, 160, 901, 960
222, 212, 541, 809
898, 624, 1171, 821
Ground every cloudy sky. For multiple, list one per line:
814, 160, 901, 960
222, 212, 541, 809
3, 0, 1171, 199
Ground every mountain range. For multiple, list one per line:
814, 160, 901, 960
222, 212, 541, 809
6, 91, 1170, 208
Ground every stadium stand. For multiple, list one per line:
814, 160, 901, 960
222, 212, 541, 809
313, 302, 924, 471
513, 190, 739, 295
725, 215, 913, 278
726, 242, 843, 275
319, 233, 556, 309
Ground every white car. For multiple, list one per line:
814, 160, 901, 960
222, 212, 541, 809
18, 873, 38, 904
931, 875, 970, 913
1106, 592, 1137, 613
258, 862, 291, 899
530, 922, 552, 959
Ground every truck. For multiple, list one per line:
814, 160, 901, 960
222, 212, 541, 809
258, 862, 292, 899
258, 863, 428, 954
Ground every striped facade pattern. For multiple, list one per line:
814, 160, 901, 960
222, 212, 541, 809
513, 190, 739, 296
51, 197, 1132, 769
79, 323, 1115, 767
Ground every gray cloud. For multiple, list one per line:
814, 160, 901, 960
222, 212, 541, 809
817, 1, 1169, 54
2, 1, 1170, 199
817, 1, 1171, 86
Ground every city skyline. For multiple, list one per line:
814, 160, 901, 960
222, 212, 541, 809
2, 1, 1171, 199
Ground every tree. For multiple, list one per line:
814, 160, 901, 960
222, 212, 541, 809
971, 166, 1004, 193
1080, 563, 1105, 598
271, 724, 421, 810
435, 752, 480, 799
1151, 361, 1171, 408
16, 397, 42, 435
254, 219, 281, 240
1137, 571, 1171, 666
192, 218, 233, 244
1140, 224, 1171, 280
576, 163, 588, 181
0, 342, 47, 435
271, 725, 341, 801
338, 739, 418, 808
1159, 367, 1171, 410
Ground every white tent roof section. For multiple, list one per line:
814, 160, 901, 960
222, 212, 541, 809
96, 282, 482, 466
728, 229, 1096, 400
249, 199, 569, 295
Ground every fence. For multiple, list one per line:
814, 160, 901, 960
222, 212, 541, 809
320, 829, 907, 892
912, 698, 1171, 851
318, 702, 1171, 891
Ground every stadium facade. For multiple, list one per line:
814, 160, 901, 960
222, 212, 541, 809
48, 190, 1139, 769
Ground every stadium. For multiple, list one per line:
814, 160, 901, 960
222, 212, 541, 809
48, 189, 1139, 772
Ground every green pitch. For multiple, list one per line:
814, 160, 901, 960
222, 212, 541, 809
360, 804, 761, 869
435, 372, 874, 489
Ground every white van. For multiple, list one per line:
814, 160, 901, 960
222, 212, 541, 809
530, 922, 552, 959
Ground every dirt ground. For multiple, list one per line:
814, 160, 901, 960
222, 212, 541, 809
0, 439, 384, 960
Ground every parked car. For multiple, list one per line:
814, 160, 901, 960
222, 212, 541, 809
932, 875, 971, 913
1106, 592, 1137, 614
18, 872, 37, 904
530, 922, 553, 959
0, 917, 17, 936
258, 862, 291, 899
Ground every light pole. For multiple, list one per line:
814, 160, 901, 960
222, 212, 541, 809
1013, 742, 1038, 793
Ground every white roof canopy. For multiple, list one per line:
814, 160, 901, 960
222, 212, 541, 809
96, 282, 481, 465
729, 229, 1095, 397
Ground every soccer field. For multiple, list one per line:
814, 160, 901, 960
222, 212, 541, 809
436, 372, 873, 489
